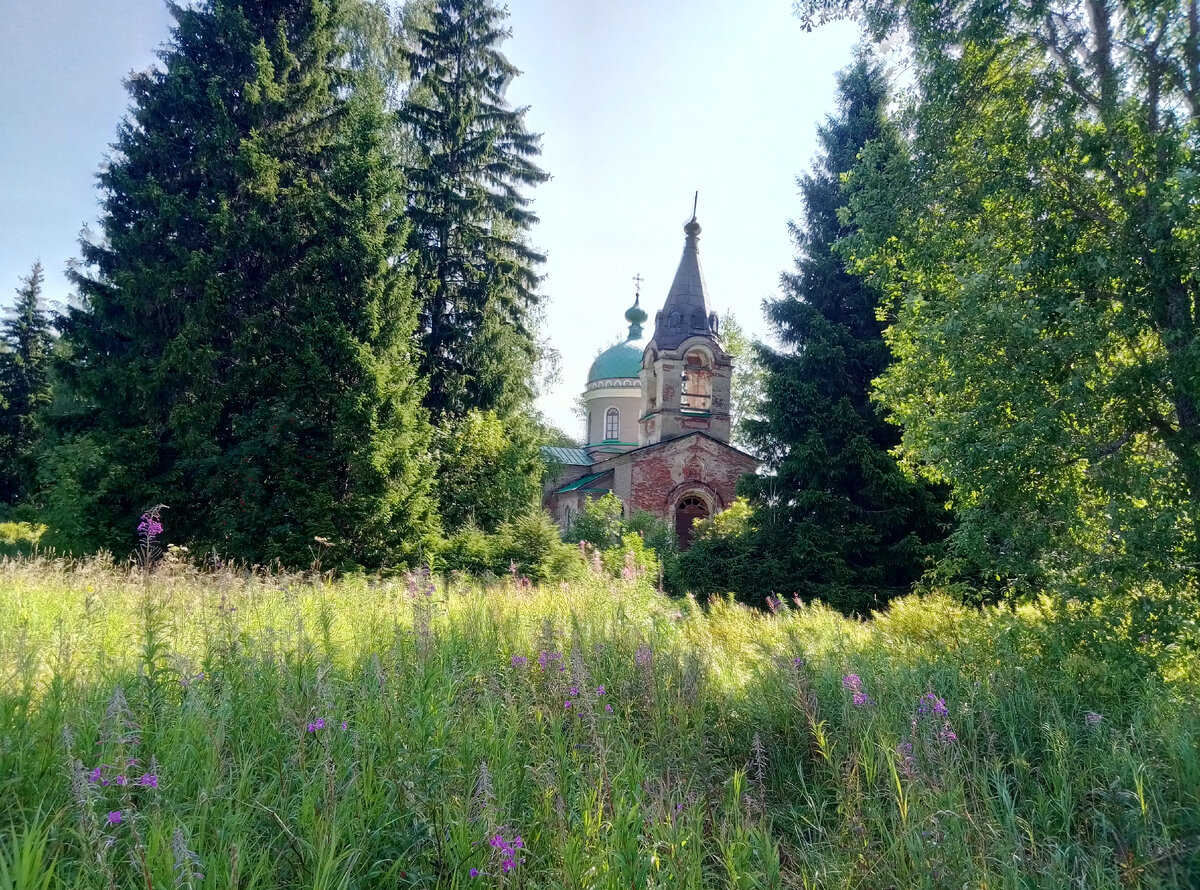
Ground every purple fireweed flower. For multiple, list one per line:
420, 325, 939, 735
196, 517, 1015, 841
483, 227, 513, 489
569, 686, 579, 696
139, 774, 158, 788
596, 685, 605, 695
918, 693, 949, 718
470, 868, 479, 878
635, 646, 653, 668
765, 596, 780, 613
88, 766, 102, 784
113, 775, 127, 786
340, 721, 347, 731
938, 723, 958, 743
842, 673, 863, 692
511, 655, 527, 668
605, 704, 613, 713
564, 700, 572, 709
137, 514, 163, 539
107, 811, 123, 825
852, 691, 871, 708
488, 831, 525, 873
1085, 712, 1103, 725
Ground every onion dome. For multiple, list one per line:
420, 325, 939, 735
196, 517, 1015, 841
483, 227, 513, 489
587, 296, 647, 383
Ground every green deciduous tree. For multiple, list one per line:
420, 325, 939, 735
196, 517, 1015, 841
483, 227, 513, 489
800, 0, 1200, 595
719, 311, 765, 449
737, 52, 949, 614
0, 262, 55, 505
48, 0, 437, 567
400, 0, 549, 421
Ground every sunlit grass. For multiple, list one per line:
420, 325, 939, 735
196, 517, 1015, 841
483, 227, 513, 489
1, 556, 1197, 888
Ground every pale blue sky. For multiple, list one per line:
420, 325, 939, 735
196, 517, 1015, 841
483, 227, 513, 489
0, 1, 860, 433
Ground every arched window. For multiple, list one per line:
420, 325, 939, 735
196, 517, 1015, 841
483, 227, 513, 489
605, 407, 620, 440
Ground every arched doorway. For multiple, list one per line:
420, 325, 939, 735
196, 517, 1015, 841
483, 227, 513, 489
675, 494, 710, 549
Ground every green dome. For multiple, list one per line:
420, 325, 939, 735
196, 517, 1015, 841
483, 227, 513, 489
587, 339, 644, 383
587, 297, 647, 383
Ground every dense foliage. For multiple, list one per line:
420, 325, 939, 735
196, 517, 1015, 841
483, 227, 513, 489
799, 0, 1200, 598
565, 492, 677, 582
691, 54, 949, 614
45, 0, 438, 569
399, 0, 551, 531
0, 262, 54, 505
0, 560, 1195, 887
400, 0, 549, 420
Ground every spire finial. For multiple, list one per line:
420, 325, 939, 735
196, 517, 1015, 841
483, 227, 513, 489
684, 192, 702, 242
625, 273, 648, 339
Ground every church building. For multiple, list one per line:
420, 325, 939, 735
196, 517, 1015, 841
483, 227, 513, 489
543, 214, 758, 547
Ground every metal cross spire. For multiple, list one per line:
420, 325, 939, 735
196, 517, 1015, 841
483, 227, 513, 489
632, 272, 643, 300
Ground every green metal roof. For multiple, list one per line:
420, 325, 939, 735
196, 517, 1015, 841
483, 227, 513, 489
541, 446, 593, 467
555, 469, 613, 493
587, 299, 648, 383
587, 339, 644, 382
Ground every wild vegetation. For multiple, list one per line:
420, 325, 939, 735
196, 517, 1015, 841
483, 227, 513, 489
3, 3, 1199, 881
1, 557, 1197, 889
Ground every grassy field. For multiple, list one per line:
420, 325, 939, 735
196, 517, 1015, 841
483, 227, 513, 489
1, 558, 1197, 889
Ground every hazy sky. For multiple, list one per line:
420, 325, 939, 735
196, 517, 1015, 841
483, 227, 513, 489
0, 1, 860, 433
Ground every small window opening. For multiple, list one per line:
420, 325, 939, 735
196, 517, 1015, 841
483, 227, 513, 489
605, 407, 620, 440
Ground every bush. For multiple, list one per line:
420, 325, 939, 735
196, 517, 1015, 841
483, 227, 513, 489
0, 520, 45, 559
441, 510, 586, 584
669, 497, 764, 604
568, 493, 677, 583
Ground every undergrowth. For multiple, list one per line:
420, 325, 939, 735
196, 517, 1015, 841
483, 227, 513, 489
0, 557, 1197, 888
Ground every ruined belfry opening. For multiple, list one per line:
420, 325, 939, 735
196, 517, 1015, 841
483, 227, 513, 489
681, 348, 713, 412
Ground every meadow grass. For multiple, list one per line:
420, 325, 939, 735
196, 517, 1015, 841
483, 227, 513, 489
0, 557, 1197, 889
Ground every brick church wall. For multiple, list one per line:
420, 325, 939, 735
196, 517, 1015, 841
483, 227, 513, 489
627, 435, 756, 518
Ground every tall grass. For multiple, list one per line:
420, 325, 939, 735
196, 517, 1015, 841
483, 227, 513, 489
0, 557, 1197, 888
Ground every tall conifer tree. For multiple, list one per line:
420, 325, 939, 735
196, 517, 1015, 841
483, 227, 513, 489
741, 52, 948, 613
400, 0, 549, 420
49, 0, 437, 566
0, 262, 54, 504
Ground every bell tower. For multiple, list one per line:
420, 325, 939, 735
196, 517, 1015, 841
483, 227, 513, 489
639, 213, 733, 446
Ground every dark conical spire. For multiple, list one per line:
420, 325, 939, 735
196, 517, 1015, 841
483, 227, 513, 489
651, 213, 719, 351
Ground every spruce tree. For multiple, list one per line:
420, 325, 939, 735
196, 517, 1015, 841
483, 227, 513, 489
400, 0, 549, 420
0, 262, 54, 504
741, 52, 948, 613
49, 0, 437, 566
